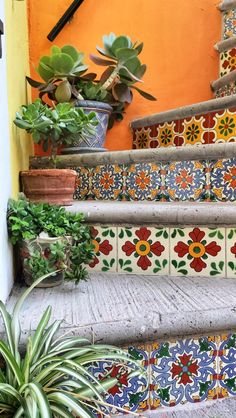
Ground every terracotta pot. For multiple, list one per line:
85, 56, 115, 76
20, 169, 77, 205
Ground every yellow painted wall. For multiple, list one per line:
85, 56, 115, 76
28, 0, 221, 152
5, 0, 32, 197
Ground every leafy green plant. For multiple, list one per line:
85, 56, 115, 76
27, 34, 156, 128
0, 274, 143, 417
7, 196, 94, 284
13, 99, 97, 157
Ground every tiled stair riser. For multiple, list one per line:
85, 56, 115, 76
223, 9, 236, 39
88, 225, 236, 278
215, 82, 236, 98
91, 334, 236, 414
220, 47, 236, 77
74, 157, 236, 202
132, 108, 236, 149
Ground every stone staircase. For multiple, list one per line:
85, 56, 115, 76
13, 1, 236, 415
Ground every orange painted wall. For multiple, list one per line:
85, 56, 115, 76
28, 0, 221, 152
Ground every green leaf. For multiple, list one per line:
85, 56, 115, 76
61, 45, 79, 62
0, 342, 23, 386
48, 392, 93, 418
116, 48, 138, 64
89, 54, 116, 66
24, 382, 52, 418
50, 53, 75, 74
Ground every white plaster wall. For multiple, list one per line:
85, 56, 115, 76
0, 2, 13, 302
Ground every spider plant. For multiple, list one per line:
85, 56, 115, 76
0, 273, 143, 417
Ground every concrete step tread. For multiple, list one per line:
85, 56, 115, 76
130, 95, 236, 129
68, 200, 236, 225
4, 273, 236, 345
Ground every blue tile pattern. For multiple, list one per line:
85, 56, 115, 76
73, 158, 236, 203
150, 337, 218, 408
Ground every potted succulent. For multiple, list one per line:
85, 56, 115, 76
0, 274, 143, 417
27, 33, 156, 153
14, 99, 97, 204
7, 196, 94, 287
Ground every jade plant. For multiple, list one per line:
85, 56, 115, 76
7, 196, 94, 284
27, 33, 156, 127
0, 274, 143, 417
13, 99, 97, 156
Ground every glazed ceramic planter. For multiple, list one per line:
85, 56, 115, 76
20, 236, 70, 288
61, 100, 112, 154
20, 169, 77, 205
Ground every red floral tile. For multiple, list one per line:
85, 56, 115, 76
88, 226, 117, 272
170, 227, 226, 277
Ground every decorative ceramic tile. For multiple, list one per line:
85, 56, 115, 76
208, 109, 236, 144
88, 226, 117, 272
74, 166, 92, 200
133, 127, 152, 149
89, 345, 149, 414
210, 158, 236, 201
156, 120, 178, 147
170, 227, 226, 277
223, 9, 236, 39
124, 163, 162, 201
226, 228, 236, 277
215, 82, 236, 98
118, 227, 169, 274
178, 115, 209, 146
218, 334, 236, 397
165, 160, 208, 201
91, 164, 124, 200
149, 337, 218, 409
220, 48, 236, 77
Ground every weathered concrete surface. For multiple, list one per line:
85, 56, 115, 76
126, 397, 236, 417
211, 69, 236, 91
30, 142, 236, 168
130, 95, 236, 129
219, 0, 236, 11
215, 35, 236, 52
3, 274, 236, 346
67, 201, 236, 226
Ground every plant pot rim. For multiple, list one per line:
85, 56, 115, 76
20, 169, 77, 177
75, 100, 112, 112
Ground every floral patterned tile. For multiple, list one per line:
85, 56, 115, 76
89, 345, 149, 414
133, 127, 152, 149
226, 228, 236, 277
178, 115, 209, 146
123, 163, 163, 201
220, 48, 236, 77
91, 164, 124, 200
223, 9, 236, 39
149, 336, 219, 409
164, 160, 209, 201
74, 166, 93, 200
170, 227, 226, 277
118, 227, 169, 275
210, 158, 236, 201
218, 334, 236, 397
156, 120, 179, 147
88, 226, 117, 272
208, 109, 236, 144
215, 83, 236, 98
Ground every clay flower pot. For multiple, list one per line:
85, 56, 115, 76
20, 169, 77, 205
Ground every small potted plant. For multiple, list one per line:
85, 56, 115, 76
7, 196, 94, 287
27, 33, 156, 153
0, 274, 143, 416
14, 99, 97, 204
